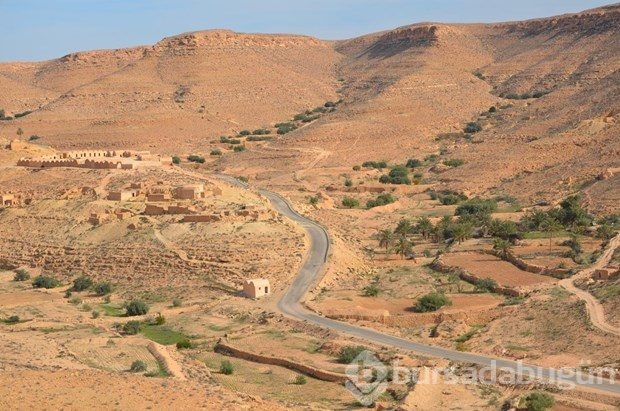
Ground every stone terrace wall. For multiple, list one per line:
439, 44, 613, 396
431, 257, 524, 297
214, 341, 347, 383
484, 250, 573, 279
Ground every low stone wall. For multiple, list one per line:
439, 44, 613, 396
214, 341, 347, 383
325, 308, 503, 328
431, 257, 523, 297
485, 250, 572, 279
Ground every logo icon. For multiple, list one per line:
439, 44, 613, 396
345, 350, 389, 406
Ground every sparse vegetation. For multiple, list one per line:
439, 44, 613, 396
13, 269, 30, 282
406, 158, 422, 168
187, 155, 205, 164
130, 360, 148, 373
367, 193, 396, 209
464, 122, 482, 133
94, 282, 113, 296
210, 149, 222, 156
220, 359, 234, 375
32, 275, 60, 289
474, 278, 497, 293
414, 292, 451, 312
337, 345, 367, 363
342, 197, 360, 208
362, 160, 387, 169
125, 300, 149, 316
293, 374, 307, 385
171, 156, 181, 164
28, 135, 41, 141
4, 315, 20, 324
172, 298, 182, 307
123, 320, 142, 335
72, 275, 93, 292
523, 392, 555, 411
275, 122, 297, 135
443, 158, 465, 168
176, 339, 192, 349
232, 145, 246, 152
379, 165, 411, 185
362, 284, 380, 297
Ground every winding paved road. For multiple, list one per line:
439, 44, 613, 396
215, 174, 620, 395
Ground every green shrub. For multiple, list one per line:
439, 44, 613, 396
239, 130, 251, 136
13, 269, 30, 282
154, 313, 166, 325
187, 155, 205, 164
233, 145, 246, 152
361, 160, 387, 169
337, 345, 367, 363
488, 106, 497, 113
474, 278, 497, 293
125, 300, 149, 316
443, 159, 465, 168
32, 275, 60, 289
123, 320, 142, 335
352, 165, 361, 171
220, 359, 234, 374
210, 149, 222, 156
293, 374, 307, 385
406, 159, 422, 168
69, 296, 83, 305
91, 311, 101, 319
308, 195, 320, 206
276, 122, 297, 135
28, 135, 41, 141
72, 275, 93, 292
130, 360, 148, 372
324, 101, 337, 108
94, 282, 112, 296
464, 122, 482, 133
379, 166, 410, 184
344, 178, 353, 187
524, 392, 555, 411
362, 284, 380, 297
252, 128, 271, 135
172, 298, 182, 307
172, 156, 181, 164
414, 292, 451, 312
367, 193, 396, 209
424, 154, 439, 163
5, 315, 20, 324
246, 135, 272, 142
342, 197, 360, 209
455, 198, 497, 216
176, 339, 192, 349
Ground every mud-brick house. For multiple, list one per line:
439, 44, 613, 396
243, 279, 271, 299
108, 190, 138, 201
174, 184, 205, 200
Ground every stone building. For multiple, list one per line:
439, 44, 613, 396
108, 190, 137, 201
174, 184, 205, 200
0, 194, 15, 206
243, 279, 271, 299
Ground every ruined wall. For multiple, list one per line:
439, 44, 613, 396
214, 342, 347, 383
485, 250, 573, 279
431, 257, 524, 297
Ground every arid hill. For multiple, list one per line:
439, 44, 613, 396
0, 5, 618, 210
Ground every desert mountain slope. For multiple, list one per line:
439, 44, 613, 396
229, 5, 619, 211
0, 30, 340, 150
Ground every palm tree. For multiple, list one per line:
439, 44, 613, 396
416, 216, 434, 240
394, 236, 413, 259
540, 217, 562, 252
453, 223, 473, 244
493, 238, 512, 260
394, 218, 413, 237
377, 229, 394, 255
